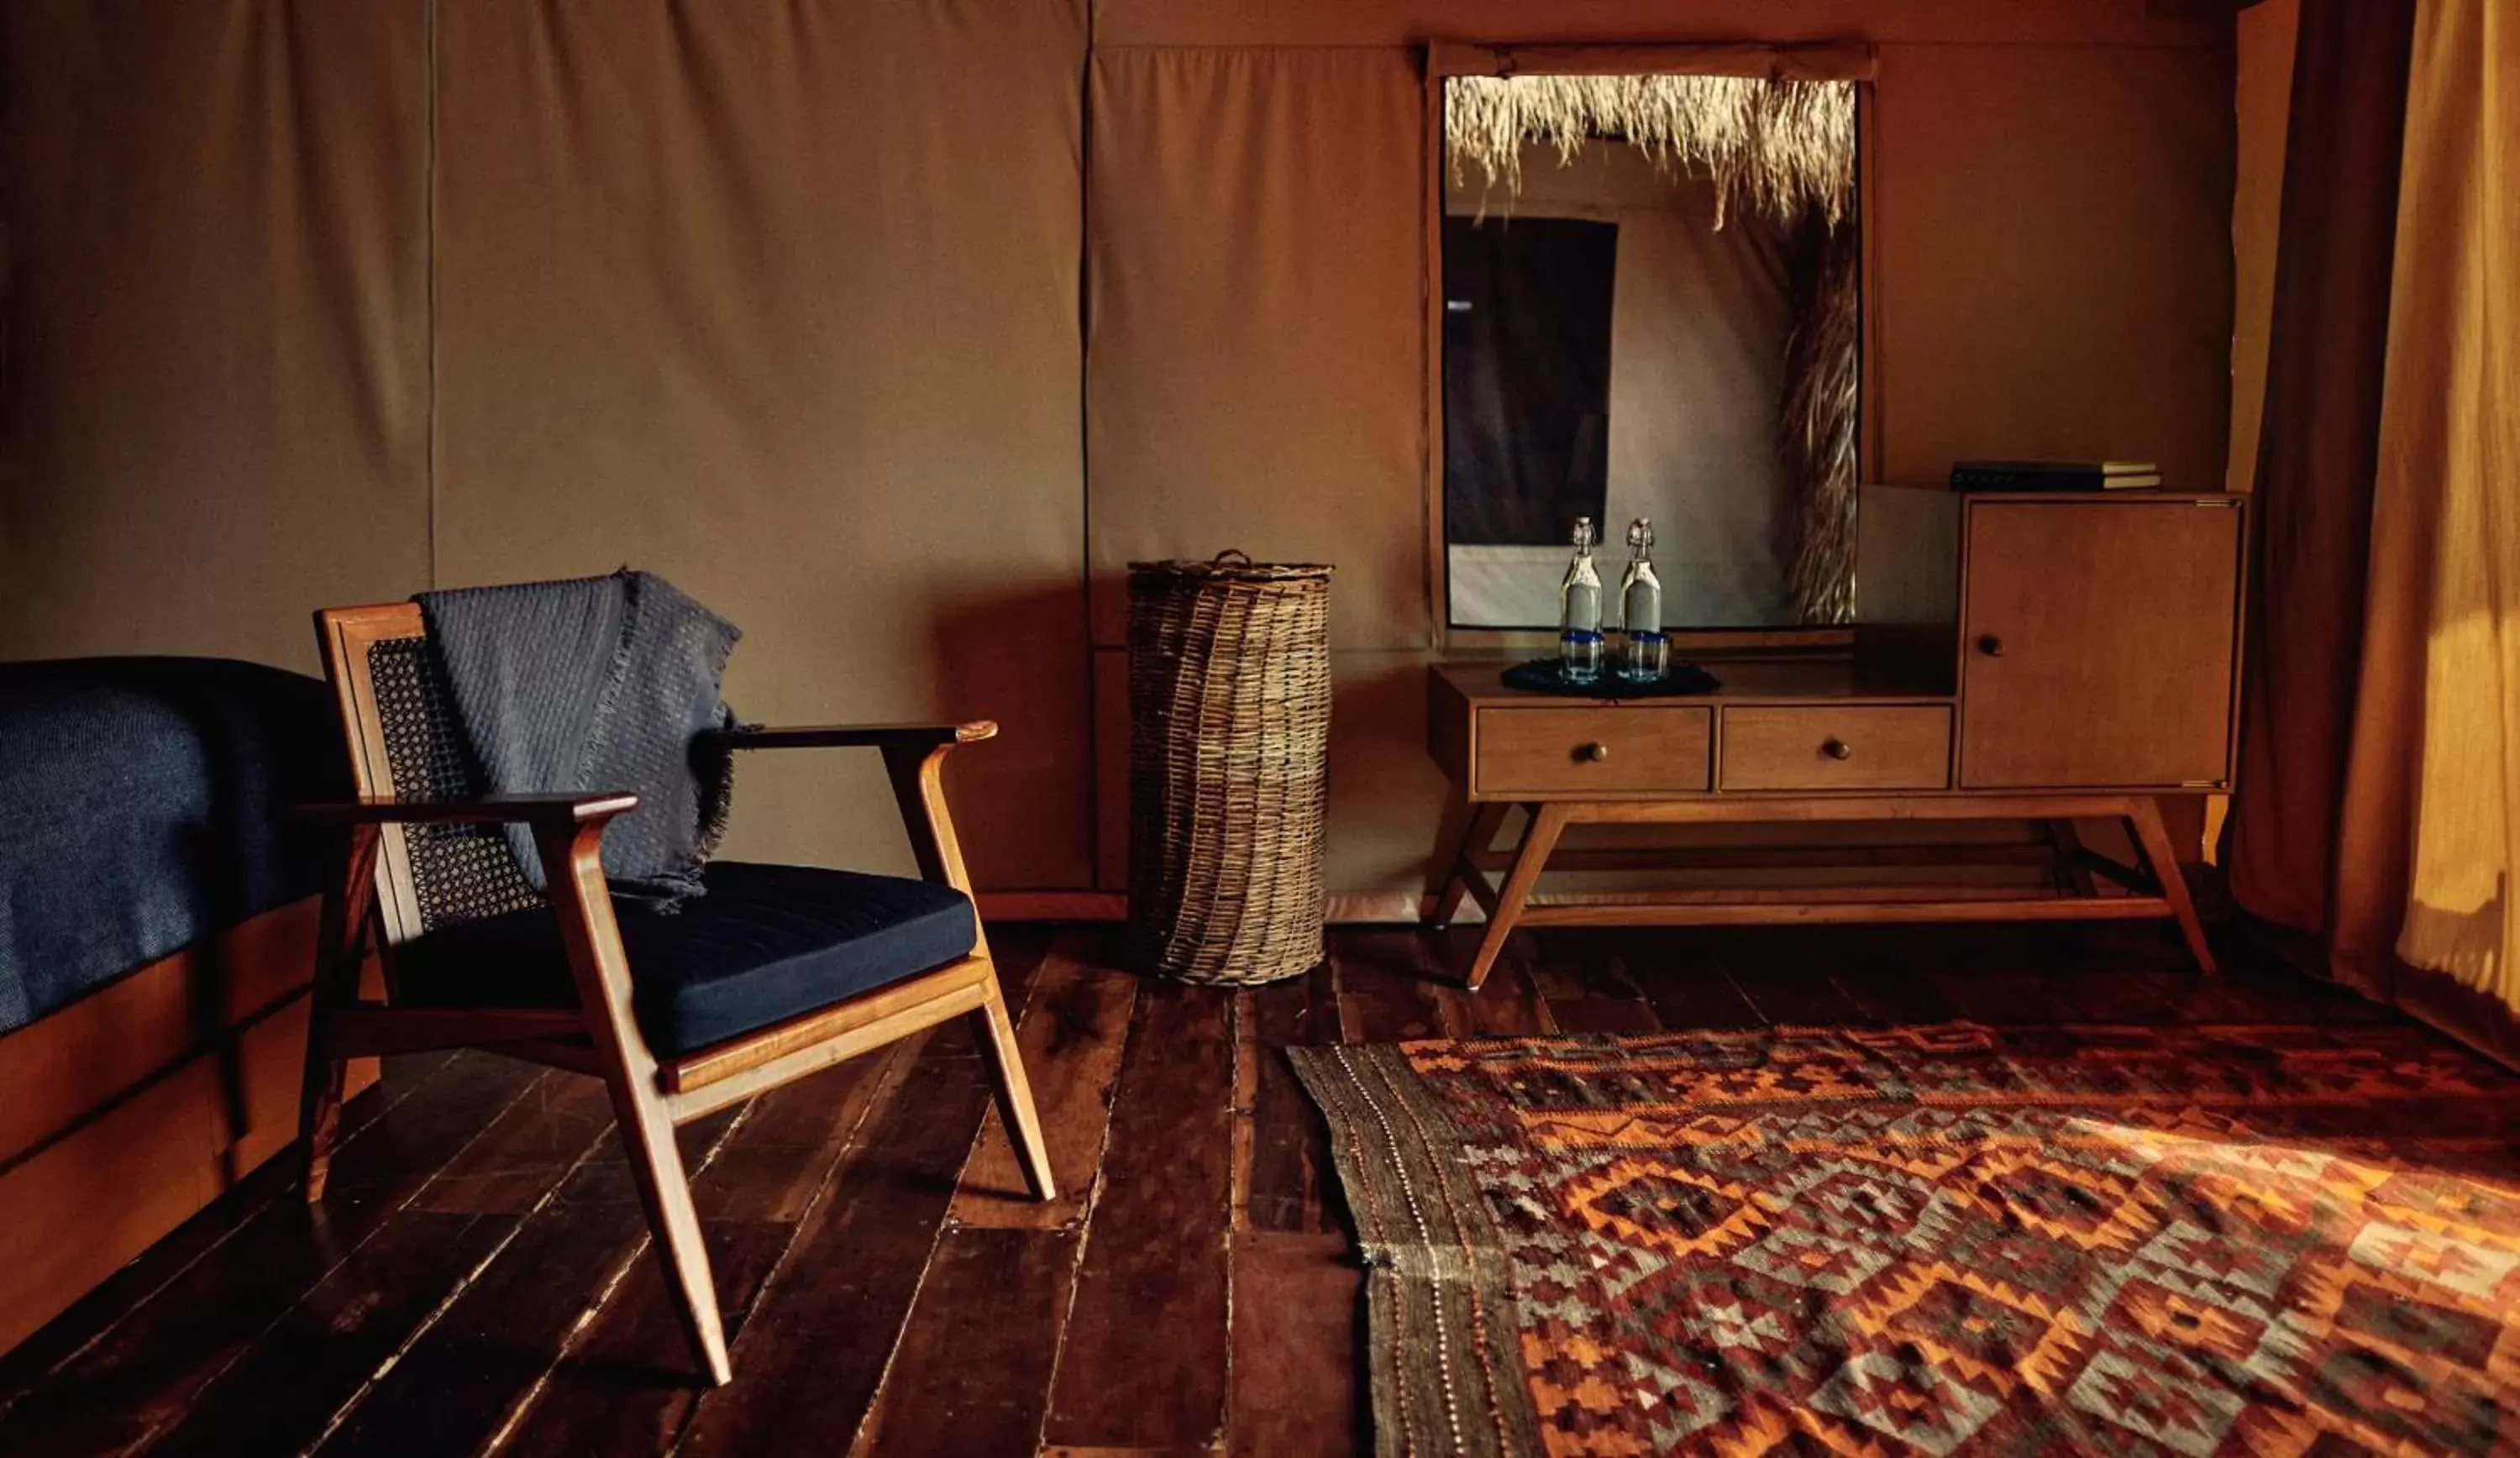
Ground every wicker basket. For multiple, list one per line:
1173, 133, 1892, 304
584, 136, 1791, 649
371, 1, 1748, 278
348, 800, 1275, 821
1125, 551, 1334, 985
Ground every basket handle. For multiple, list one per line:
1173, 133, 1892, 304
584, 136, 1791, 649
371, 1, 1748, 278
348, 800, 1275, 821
1210, 548, 1254, 569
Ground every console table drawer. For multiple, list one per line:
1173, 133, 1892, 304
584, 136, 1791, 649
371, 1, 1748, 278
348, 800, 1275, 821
1719, 706, 1951, 792
1475, 707, 1711, 796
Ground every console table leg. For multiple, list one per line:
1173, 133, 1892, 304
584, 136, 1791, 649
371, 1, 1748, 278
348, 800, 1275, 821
2125, 798, 2218, 976
1466, 802, 1568, 991
1427, 801, 1508, 929
2043, 819, 2099, 897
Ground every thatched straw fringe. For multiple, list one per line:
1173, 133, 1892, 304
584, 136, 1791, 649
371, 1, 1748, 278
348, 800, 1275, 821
1778, 206, 1861, 624
1446, 75, 1856, 228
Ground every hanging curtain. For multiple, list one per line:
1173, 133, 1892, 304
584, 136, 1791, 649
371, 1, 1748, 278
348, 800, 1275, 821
2352, 0, 2520, 1043
2230, 0, 2520, 1061
2227, 0, 2415, 968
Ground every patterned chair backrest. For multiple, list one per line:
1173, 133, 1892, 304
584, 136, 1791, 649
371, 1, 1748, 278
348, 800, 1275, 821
315, 603, 544, 945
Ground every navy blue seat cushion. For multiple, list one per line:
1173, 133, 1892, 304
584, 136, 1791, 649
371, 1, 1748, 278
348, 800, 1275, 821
391, 862, 977, 1056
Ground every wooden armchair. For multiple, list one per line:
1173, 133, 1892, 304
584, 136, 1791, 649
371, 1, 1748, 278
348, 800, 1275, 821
298, 603, 1053, 1386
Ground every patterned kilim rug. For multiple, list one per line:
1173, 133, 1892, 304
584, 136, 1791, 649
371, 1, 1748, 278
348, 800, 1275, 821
1289, 1024, 2520, 1456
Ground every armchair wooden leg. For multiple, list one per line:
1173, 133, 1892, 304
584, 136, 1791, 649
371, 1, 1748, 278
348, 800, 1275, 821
889, 737, 1053, 1201
600, 1059, 734, 1385
537, 819, 733, 1387
300, 1059, 347, 1206
302, 826, 381, 1204
971, 978, 1056, 1202
2125, 798, 2218, 977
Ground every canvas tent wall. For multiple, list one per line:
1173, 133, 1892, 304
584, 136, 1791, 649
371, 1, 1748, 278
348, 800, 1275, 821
2, 0, 2239, 905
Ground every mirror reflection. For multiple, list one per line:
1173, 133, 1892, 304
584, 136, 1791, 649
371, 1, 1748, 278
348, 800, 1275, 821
1441, 74, 1860, 631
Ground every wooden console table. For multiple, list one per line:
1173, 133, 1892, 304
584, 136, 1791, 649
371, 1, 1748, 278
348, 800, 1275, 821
1423, 489, 2245, 989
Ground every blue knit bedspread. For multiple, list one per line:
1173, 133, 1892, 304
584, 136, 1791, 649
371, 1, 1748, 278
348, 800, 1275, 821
0, 658, 343, 1034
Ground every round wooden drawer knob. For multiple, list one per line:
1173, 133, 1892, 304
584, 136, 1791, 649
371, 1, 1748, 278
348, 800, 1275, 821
1822, 738, 1854, 761
1578, 742, 1610, 763
1977, 634, 2006, 658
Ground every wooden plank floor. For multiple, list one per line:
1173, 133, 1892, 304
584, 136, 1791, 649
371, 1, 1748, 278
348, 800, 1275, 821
0, 920, 2401, 1457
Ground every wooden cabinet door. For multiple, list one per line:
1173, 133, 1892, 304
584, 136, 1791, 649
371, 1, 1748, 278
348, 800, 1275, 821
1958, 500, 2241, 789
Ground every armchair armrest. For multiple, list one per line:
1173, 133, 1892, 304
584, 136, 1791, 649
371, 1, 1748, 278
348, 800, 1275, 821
707, 721, 997, 752
703, 722, 994, 893
291, 792, 641, 830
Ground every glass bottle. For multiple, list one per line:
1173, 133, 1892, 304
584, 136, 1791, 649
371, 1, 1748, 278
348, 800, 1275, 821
1557, 517, 1604, 685
1619, 517, 1667, 683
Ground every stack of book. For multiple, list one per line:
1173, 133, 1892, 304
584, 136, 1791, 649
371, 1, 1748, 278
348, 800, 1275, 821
1950, 459, 2162, 491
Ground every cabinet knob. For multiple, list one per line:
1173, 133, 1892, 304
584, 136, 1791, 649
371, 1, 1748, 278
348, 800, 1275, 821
1578, 742, 1610, 763
1822, 737, 1854, 761
1977, 634, 2006, 658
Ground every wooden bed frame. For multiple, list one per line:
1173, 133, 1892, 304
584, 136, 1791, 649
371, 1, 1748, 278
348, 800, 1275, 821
0, 902, 375, 1356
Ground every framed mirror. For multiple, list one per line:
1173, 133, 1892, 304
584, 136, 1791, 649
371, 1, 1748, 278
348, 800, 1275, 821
1427, 43, 1873, 642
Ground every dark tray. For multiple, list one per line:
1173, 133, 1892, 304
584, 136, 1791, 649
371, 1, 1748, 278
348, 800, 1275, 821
1499, 658, 1721, 698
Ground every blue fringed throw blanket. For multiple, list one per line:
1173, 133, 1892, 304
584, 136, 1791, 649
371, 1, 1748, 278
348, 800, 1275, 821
416, 570, 740, 908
